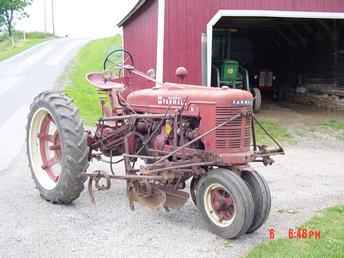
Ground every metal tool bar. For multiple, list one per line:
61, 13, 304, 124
101, 113, 175, 122
147, 161, 215, 174
123, 154, 160, 160
86, 172, 164, 181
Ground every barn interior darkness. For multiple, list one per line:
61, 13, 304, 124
212, 17, 344, 102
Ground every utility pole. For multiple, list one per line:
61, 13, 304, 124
51, 0, 55, 35
43, 0, 47, 33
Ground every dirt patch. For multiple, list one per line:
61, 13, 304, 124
259, 102, 344, 127
257, 102, 344, 149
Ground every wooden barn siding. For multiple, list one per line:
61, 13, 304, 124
123, 0, 158, 93
164, 0, 344, 85
337, 29, 344, 88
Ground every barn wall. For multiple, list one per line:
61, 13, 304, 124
164, 0, 344, 85
337, 25, 344, 88
123, 0, 158, 93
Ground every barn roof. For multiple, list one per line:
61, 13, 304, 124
118, 0, 147, 26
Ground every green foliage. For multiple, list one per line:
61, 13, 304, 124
65, 36, 122, 125
0, 0, 32, 36
0, 30, 52, 41
0, 13, 4, 30
24, 31, 54, 39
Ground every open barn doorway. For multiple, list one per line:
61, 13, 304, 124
207, 11, 344, 112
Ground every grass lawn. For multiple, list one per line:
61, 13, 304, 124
255, 118, 294, 145
65, 36, 122, 125
320, 119, 344, 139
245, 205, 344, 258
0, 32, 52, 61
321, 119, 344, 131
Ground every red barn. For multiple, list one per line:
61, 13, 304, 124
118, 0, 344, 105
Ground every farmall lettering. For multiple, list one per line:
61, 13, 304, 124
157, 96, 185, 106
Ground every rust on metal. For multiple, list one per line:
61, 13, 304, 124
82, 57, 284, 209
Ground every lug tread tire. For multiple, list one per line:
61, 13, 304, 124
253, 88, 262, 113
196, 168, 255, 239
242, 170, 271, 233
26, 91, 89, 204
190, 177, 200, 206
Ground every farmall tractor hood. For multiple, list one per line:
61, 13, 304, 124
127, 83, 254, 113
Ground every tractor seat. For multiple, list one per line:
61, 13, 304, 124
86, 72, 125, 91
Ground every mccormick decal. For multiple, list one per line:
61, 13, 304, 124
157, 96, 185, 106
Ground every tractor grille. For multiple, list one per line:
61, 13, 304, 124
216, 106, 251, 152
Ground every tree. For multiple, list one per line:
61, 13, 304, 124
0, 5, 5, 32
0, 0, 32, 38
0, 15, 5, 32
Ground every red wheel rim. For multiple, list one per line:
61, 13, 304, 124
210, 187, 235, 222
38, 114, 61, 183
204, 183, 237, 227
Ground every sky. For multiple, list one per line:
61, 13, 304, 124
16, 0, 138, 38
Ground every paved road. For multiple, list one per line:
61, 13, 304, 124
0, 38, 87, 171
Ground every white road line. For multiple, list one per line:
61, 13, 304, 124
45, 40, 83, 66
0, 77, 21, 97
0, 105, 29, 171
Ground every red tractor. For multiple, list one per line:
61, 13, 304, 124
26, 50, 284, 239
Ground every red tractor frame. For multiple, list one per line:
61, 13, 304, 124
26, 49, 284, 239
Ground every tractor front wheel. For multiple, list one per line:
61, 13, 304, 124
196, 168, 254, 239
26, 92, 89, 204
242, 170, 271, 233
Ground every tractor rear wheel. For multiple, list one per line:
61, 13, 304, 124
252, 88, 262, 113
242, 170, 271, 233
26, 91, 89, 204
196, 168, 254, 239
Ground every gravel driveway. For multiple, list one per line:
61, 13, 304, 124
0, 133, 343, 258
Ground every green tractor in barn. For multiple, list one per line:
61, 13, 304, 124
214, 60, 262, 112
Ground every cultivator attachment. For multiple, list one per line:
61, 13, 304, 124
87, 170, 190, 210
130, 187, 166, 210
163, 190, 189, 209
128, 185, 189, 210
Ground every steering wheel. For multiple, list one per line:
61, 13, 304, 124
103, 49, 134, 80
